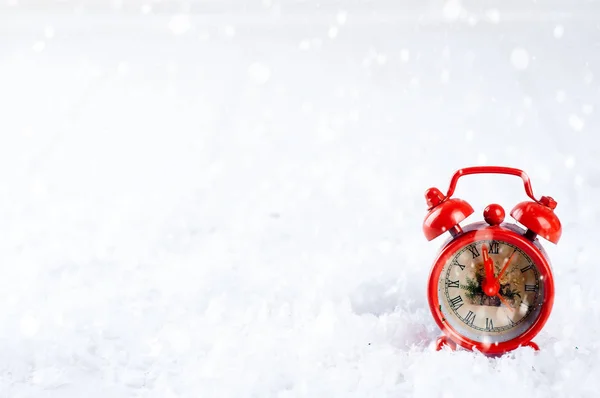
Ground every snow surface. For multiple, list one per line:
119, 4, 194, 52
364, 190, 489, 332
0, 0, 599, 396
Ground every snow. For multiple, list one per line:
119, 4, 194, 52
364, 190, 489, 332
510, 48, 530, 71
485, 9, 501, 24
554, 25, 565, 39
443, 0, 463, 21
0, 0, 599, 396
569, 114, 585, 132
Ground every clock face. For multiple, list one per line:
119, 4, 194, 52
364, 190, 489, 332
437, 239, 545, 345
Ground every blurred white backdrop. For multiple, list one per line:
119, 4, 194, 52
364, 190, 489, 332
0, 0, 599, 397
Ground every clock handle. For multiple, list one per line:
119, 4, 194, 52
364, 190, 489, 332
424, 166, 561, 243
444, 166, 540, 203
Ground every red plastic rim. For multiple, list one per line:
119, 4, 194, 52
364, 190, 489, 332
427, 226, 554, 355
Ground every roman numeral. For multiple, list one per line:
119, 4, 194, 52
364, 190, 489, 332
446, 279, 459, 288
507, 316, 516, 326
525, 284, 538, 292
452, 259, 465, 271
464, 311, 476, 326
489, 241, 499, 254
520, 264, 533, 273
467, 245, 480, 258
449, 296, 464, 311
485, 317, 494, 330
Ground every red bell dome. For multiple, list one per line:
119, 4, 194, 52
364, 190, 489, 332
423, 197, 474, 241
510, 196, 561, 244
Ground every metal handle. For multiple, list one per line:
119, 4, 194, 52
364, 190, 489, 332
445, 166, 539, 202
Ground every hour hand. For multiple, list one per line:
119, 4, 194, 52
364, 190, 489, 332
482, 244, 489, 261
482, 245, 494, 280
482, 245, 500, 296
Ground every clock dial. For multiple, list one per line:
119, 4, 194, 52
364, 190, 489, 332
438, 240, 544, 344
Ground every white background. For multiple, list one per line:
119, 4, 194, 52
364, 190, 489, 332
0, 0, 599, 396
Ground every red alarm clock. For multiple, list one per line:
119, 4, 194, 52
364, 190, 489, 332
423, 166, 561, 355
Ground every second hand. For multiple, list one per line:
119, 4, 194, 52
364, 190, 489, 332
496, 293, 514, 312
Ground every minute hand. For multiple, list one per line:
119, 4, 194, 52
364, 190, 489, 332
496, 250, 517, 281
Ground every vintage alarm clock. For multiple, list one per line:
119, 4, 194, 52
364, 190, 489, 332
423, 166, 561, 354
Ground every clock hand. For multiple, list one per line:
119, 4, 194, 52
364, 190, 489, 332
496, 250, 517, 282
496, 293, 514, 312
482, 244, 490, 264
481, 245, 500, 296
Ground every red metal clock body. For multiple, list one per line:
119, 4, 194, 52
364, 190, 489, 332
423, 166, 561, 355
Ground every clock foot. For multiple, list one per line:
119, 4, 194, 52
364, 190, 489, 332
435, 336, 457, 351
524, 341, 540, 351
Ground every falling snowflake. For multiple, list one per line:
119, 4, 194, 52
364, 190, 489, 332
554, 25, 564, 39
486, 9, 500, 24
169, 14, 191, 35
569, 114, 585, 131
510, 47, 529, 70
248, 62, 271, 85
